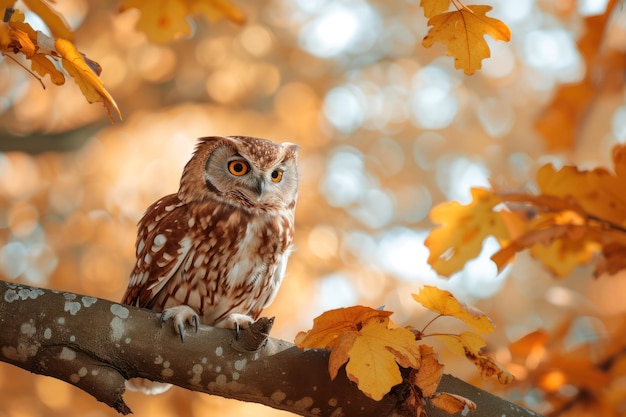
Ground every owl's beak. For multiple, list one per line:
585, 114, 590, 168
254, 178, 265, 199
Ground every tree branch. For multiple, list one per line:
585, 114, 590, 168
0, 280, 542, 416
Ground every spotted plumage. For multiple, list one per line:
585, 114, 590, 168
121, 136, 298, 394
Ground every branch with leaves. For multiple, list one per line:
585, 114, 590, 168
0, 280, 540, 417
0, 1, 121, 121
426, 144, 626, 278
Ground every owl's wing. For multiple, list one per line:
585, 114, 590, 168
122, 194, 192, 309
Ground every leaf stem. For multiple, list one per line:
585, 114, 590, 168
420, 314, 443, 334
1, 52, 46, 89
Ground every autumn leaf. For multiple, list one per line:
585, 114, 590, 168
120, 0, 245, 44
294, 305, 392, 349
22, 0, 73, 41
296, 306, 421, 401
410, 344, 443, 397
343, 317, 421, 400
30, 53, 65, 85
422, 5, 511, 75
1, 6, 119, 120
413, 285, 495, 334
535, 0, 618, 149
420, 0, 450, 19
430, 392, 477, 414
426, 187, 524, 277
435, 331, 486, 356
55, 38, 121, 122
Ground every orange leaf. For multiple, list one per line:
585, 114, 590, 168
430, 392, 476, 414
328, 331, 358, 380
410, 344, 443, 397
535, 0, 618, 149
295, 306, 392, 349
55, 38, 121, 122
413, 286, 495, 334
422, 5, 511, 75
9, 28, 36, 57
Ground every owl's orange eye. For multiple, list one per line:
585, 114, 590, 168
228, 160, 249, 176
270, 169, 283, 183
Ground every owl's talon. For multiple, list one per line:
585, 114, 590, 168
178, 324, 185, 343
159, 305, 200, 343
234, 322, 241, 340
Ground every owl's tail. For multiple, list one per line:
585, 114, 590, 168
125, 378, 172, 395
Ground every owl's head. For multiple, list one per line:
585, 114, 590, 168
179, 136, 299, 211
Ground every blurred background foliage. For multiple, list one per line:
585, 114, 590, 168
0, 0, 625, 416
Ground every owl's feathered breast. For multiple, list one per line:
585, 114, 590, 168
122, 193, 294, 324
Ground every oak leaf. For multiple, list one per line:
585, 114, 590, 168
55, 38, 121, 122
422, 5, 511, 75
426, 188, 524, 276
412, 285, 495, 334
120, 0, 245, 44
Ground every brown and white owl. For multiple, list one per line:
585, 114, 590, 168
121, 135, 299, 393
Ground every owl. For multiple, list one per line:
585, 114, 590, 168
121, 135, 299, 393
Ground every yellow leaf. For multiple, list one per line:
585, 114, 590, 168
22, 0, 73, 41
410, 344, 443, 397
412, 286, 495, 334
422, 5, 511, 75
120, 0, 245, 44
529, 229, 601, 277
426, 187, 522, 277
537, 160, 626, 227
430, 392, 476, 414
55, 38, 121, 122
345, 317, 421, 400
9, 27, 36, 57
29, 53, 65, 85
436, 331, 486, 357
295, 305, 392, 349
420, 0, 450, 19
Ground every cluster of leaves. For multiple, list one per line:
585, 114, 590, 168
426, 144, 626, 278
0, 0, 245, 121
0, 0, 120, 121
505, 317, 626, 416
535, 0, 619, 150
120, 0, 245, 44
296, 285, 512, 416
420, 0, 511, 75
